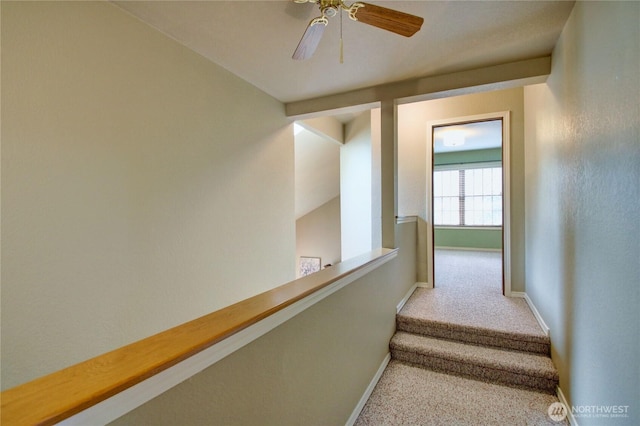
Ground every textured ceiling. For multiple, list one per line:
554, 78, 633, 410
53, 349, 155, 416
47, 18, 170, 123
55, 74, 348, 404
112, 1, 575, 103
434, 120, 502, 154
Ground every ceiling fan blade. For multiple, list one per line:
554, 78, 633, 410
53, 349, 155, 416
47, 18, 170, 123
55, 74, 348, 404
293, 17, 328, 60
352, 2, 423, 37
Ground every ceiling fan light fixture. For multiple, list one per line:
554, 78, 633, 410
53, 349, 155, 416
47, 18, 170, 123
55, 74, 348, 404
292, 0, 423, 60
443, 130, 466, 147
322, 5, 338, 17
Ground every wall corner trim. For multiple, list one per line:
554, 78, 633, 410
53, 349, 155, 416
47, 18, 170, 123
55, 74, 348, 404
510, 292, 550, 336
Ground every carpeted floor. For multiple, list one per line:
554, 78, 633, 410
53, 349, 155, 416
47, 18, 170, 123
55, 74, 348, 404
423, 249, 545, 340
354, 249, 565, 425
435, 248, 502, 292
355, 360, 565, 426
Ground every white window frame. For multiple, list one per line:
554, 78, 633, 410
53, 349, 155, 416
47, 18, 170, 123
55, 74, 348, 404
433, 161, 503, 228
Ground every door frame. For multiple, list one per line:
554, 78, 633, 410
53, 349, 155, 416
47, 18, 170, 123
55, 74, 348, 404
426, 111, 512, 296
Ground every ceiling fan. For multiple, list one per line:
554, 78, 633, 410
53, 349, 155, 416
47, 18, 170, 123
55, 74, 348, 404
292, 0, 424, 60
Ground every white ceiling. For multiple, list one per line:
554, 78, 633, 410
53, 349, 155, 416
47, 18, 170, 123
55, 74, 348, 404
434, 119, 502, 154
112, 1, 575, 103
110, 1, 573, 220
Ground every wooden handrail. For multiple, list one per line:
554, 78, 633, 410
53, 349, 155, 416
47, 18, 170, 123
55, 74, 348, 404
0, 248, 397, 426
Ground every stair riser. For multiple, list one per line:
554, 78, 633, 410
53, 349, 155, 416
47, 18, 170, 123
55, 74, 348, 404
397, 320, 550, 356
392, 349, 558, 395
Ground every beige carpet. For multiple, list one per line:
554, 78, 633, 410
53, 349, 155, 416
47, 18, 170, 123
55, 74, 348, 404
435, 249, 503, 292
397, 286, 549, 353
355, 360, 566, 426
406, 249, 547, 348
354, 249, 565, 425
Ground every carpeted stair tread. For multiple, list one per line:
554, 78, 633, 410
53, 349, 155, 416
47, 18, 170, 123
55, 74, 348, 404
391, 331, 558, 393
396, 314, 551, 355
355, 360, 567, 425
397, 288, 550, 355
399, 287, 546, 341
391, 332, 558, 379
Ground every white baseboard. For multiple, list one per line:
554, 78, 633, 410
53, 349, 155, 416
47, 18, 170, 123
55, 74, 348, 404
511, 292, 550, 337
556, 386, 577, 425
416, 281, 432, 289
345, 353, 391, 426
397, 284, 418, 313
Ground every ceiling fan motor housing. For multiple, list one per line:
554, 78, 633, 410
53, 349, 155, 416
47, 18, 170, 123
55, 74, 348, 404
320, 0, 342, 17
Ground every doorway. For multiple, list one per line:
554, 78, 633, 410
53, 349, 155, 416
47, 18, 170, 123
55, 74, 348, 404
426, 112, 511, 296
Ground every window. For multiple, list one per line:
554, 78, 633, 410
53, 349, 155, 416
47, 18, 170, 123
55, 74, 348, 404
433, 164, 502, 226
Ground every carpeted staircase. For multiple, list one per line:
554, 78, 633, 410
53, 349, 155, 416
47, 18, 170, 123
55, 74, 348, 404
392, 295, 559, 395
355, 253, 565, 425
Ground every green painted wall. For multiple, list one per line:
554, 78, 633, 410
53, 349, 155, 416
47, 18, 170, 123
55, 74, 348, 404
434, 147, 502, 166
434, 148, 503, 250
435, 227, 502, 250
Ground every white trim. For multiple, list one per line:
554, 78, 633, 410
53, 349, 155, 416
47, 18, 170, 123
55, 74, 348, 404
396, 215, 418, 224
502, 111, 512, 296
435, 246, 502, 253
345, 353, 391, 426
435, 226, 502, 231
556, 386, 578, 425
426, 122, 434, 288
416, 281, 432, 288
396, 284, 417, 313
510, 292, 550, 337
59, 249, 398, 426
426, 111, 511, 295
